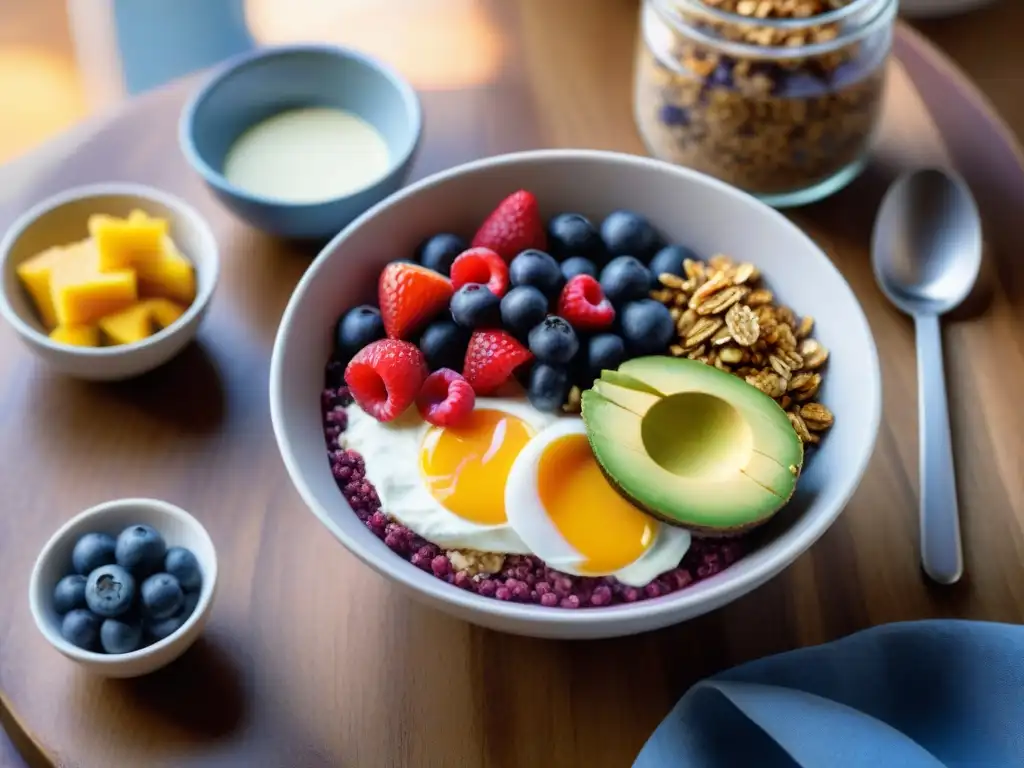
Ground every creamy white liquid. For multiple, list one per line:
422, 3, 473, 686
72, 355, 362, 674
223, 107, 391, 203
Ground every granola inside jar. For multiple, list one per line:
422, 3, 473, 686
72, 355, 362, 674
634, 0, 897, 207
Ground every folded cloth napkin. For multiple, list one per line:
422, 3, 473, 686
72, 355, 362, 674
634, 620, 1024, 768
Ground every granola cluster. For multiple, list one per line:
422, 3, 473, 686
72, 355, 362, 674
634, 0, 891, 200
649, 254, 835, 445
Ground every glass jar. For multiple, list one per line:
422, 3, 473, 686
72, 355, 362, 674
634, 0, 897, 208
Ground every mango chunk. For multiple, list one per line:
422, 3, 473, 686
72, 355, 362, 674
135, 236, 197, 305
142, 297, 187, 329
49, 324, 100, 347
50, 240, 137, 326
98, 303, 154, 345
16, 244, 71, 329
89, 211, 168, 271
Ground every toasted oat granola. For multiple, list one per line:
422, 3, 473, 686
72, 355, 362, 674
649, 253, 834, 444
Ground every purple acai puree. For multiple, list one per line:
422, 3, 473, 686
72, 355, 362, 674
321, 364, 748, 609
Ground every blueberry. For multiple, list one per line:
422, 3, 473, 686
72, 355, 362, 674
450, 283, 501, 328
659, 104, 690, 126
600, 210, 663, 262
100, 617, 143, 654
600, 256, 654, 307
146, 611, 189, 642
560, 256, 597, 282
140, 573, 184, 620
499, 286, 548, 338
334, 305, 385, 360
528, 316, 579, 365
416, 233, 467, 276
53, 574, 88, 615
61, 609, 101, 651
649, 244, 697, 278
509, 249, 564, 298
527, 364, 572, 412
164, 547, 202, 592
115, 524, 166, 576
418, 320, 471, 371
581, 333, 627, 386
181, 590, 201, 618
85, 565, 135, 618
546, 213, 606, 263
620, 300, 676, 355
71, 532, 116, 576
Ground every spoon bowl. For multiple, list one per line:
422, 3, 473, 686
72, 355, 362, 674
872, 168, 982, 315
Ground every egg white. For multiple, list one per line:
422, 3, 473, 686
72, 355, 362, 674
504, 419, 692, 587
343, 398, 562, 554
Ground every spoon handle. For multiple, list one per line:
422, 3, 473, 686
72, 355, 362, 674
915, 313, 964, 585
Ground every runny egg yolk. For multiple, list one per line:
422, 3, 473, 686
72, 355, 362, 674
536, 434, 656, 574
420, 408, 535, 525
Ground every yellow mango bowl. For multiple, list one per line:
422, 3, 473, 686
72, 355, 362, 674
0, 183, 219, 381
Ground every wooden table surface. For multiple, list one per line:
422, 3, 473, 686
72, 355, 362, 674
1, 1, 1024, 767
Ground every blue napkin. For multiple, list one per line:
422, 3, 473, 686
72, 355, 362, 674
634, 620, 1024, 767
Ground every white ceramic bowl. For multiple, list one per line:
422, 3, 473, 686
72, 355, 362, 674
0, 183, 219, 381
29, 498, 218, 678
270, 149, 882, 640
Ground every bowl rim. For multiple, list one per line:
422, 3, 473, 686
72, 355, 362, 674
0, 182, 220, 357
270, 148, 883, 628
178, 42, 424, 209
28, 497, 218, 664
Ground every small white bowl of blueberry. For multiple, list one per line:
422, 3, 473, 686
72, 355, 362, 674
28, 498, 217, 678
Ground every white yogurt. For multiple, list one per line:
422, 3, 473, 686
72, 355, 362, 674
222, 107, 391, 203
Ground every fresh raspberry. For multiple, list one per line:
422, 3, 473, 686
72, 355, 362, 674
449, 247, 510, 297
344, 339, 428, 421
416, 368, 476, 427
378, 262, 453, 340
462, 329, 533, 395
557, 275, 615, 331
470, 190, 547, 262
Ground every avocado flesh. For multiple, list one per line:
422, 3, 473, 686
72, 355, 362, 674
597, 370, 663, 396
581, 357, 803, 533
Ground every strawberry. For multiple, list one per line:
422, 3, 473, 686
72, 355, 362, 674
378, 262, 453, 340
344, 339, 428, 422
416, 368, 476, 427
463, 330, 533, 395
470, 190, 547, 262
557, 275, 615, 331
450, 247, 510, 297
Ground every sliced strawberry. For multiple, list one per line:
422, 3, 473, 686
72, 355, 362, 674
470, 190, 547, 262
557, 275, 615, 331
344, 339, 428, 421
450, 247, 510, 297
416, 368, 476, 427
463, 330, 533, 395
378, 262, 453, 340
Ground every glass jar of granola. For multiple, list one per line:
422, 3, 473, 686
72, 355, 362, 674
634, 0, 897, 207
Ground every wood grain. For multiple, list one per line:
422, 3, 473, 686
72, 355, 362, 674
1, 2, 1023, 767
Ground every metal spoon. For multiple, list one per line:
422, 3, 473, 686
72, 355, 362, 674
871, 168, 982, 585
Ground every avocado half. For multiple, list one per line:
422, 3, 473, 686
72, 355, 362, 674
580, 356, 803, 536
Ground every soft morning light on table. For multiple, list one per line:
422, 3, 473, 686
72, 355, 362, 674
243, 0, 504, 90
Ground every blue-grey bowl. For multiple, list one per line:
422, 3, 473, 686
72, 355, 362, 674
179, 44, 422, 241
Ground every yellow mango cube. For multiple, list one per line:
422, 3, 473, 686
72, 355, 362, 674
49, 324, 100, 347
89, 212, 168, 271
50, 240, 137, 326
135, 236, 197, 305
16, 244, 71, 329
142, 297, 187, 329
98, 303, 154, 345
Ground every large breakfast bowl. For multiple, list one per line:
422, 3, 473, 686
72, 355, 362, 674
270, 149, 881, 640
